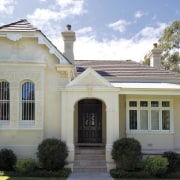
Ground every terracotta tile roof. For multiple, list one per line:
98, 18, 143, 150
75, 60, 180, 80
0, 19, 38, 31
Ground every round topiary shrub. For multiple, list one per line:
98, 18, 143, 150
111, 137, 142, 170
37, 138, 68, 171
163, 151, 180, 172
0, 148, 17, 171
144, 156, 169, 177
16, 158, 37, 173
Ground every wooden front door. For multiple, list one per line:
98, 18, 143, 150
78, 99, 102, 143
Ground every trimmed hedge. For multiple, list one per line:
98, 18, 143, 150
111, 138, 142, 170
0, 148, 17, 171
37, 138, 68, 171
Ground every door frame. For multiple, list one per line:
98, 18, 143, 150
78, 99, 102, 144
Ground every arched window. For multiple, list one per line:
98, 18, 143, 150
0, 81, 10, 120
21, 81, 35, 120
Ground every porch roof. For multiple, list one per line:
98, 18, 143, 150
111, 83, 180, 89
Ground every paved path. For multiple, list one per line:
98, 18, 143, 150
67, 172, 113, 180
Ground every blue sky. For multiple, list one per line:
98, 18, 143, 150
0, 0, 180, 62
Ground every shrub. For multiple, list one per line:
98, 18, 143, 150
110, 168, 150, 178
0, 148, 17, 171
37, 138, 68, 171
111, 138, 142, 170
110, 168, 128, 178
163, 151, 180, 172
16, 158, 37, 173
144, 156, 169, 177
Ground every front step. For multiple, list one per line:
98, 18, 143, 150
73, 146, 107, 172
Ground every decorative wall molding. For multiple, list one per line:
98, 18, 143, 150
7, 33, 22, 41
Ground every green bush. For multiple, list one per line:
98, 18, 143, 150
16, 158, 37, 173
37, 138, 68, 171
144, 156, 169, 177
163, 151, 180, 172
0, 148, 17, 171
111, 138, 142, 170
110, 168, 150, 178
110, 168, 128, 178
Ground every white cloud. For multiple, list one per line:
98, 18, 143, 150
0, 0, 15, 15
134, 10, 143, 18
108, 19, 130, 32
76, 27, 93, 35
53, 23, 168, 62
27, 0, 86, 33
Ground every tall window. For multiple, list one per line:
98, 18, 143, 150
0, 81, 10, 120
127, 99, 172, 132
21, 81, 35, 120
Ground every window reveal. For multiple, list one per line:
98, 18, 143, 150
21, 82, 35, 120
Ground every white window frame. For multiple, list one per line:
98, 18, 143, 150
126, 99, 173, 134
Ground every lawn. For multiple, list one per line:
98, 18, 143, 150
0, 177, 66, 180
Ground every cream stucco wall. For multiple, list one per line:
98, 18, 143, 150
125, 95, 180, 153
0, 36, 71, 159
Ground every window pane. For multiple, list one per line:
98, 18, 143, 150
140, 110, 148, 130
22, 82, 34, 100
129, 101, 137, 107
22, 82, 35, 120
129, 110, 137, 129
0, 81, 10, 120
151, 101, 159, 107
151, 110, 159, 130
162, 110, 170, 130
162, 101, 170, 107
140, 101, 148, 107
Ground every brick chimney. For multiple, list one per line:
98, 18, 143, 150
149, 43, 163, 68
61, 24, 76, 63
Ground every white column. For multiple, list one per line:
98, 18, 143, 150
61, 92, 75, 170
106, 94, 119, 171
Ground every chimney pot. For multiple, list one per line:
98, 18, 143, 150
66, 24, 71, 31
153, 43, 158, 48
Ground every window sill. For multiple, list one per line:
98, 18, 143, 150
127, 130, 174, 134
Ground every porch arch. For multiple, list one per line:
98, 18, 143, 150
74, 98, 106, 145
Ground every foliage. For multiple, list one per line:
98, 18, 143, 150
2, 168, 71, 178
163, 151, 180, 172
142, 55, 150, 66
144, 156, 169, 177
110, 168, 150, 178
37, 138, 68, 171
111, 138, 142, 170
16, 158, 37, 173
158, 20, 180, 72
0, 148, 17, 171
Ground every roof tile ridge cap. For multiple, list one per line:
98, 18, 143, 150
0, 19, 26, 29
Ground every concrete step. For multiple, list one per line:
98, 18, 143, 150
75, 154, 105, 160
75, 159, 106, 166
74, 146, 107, 172
73, 166, 107, 172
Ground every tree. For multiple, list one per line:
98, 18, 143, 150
158, 20, 180, 72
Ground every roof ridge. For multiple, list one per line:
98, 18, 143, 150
0, 19, 38, 31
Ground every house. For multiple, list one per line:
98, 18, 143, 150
1, 19, 180, 171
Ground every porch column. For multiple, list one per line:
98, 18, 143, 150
61, 92, 74, 170
106, 95, 119, 171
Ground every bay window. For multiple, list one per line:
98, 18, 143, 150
127, 99, 172, 132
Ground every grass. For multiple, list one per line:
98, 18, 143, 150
0, 177, 66, 180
